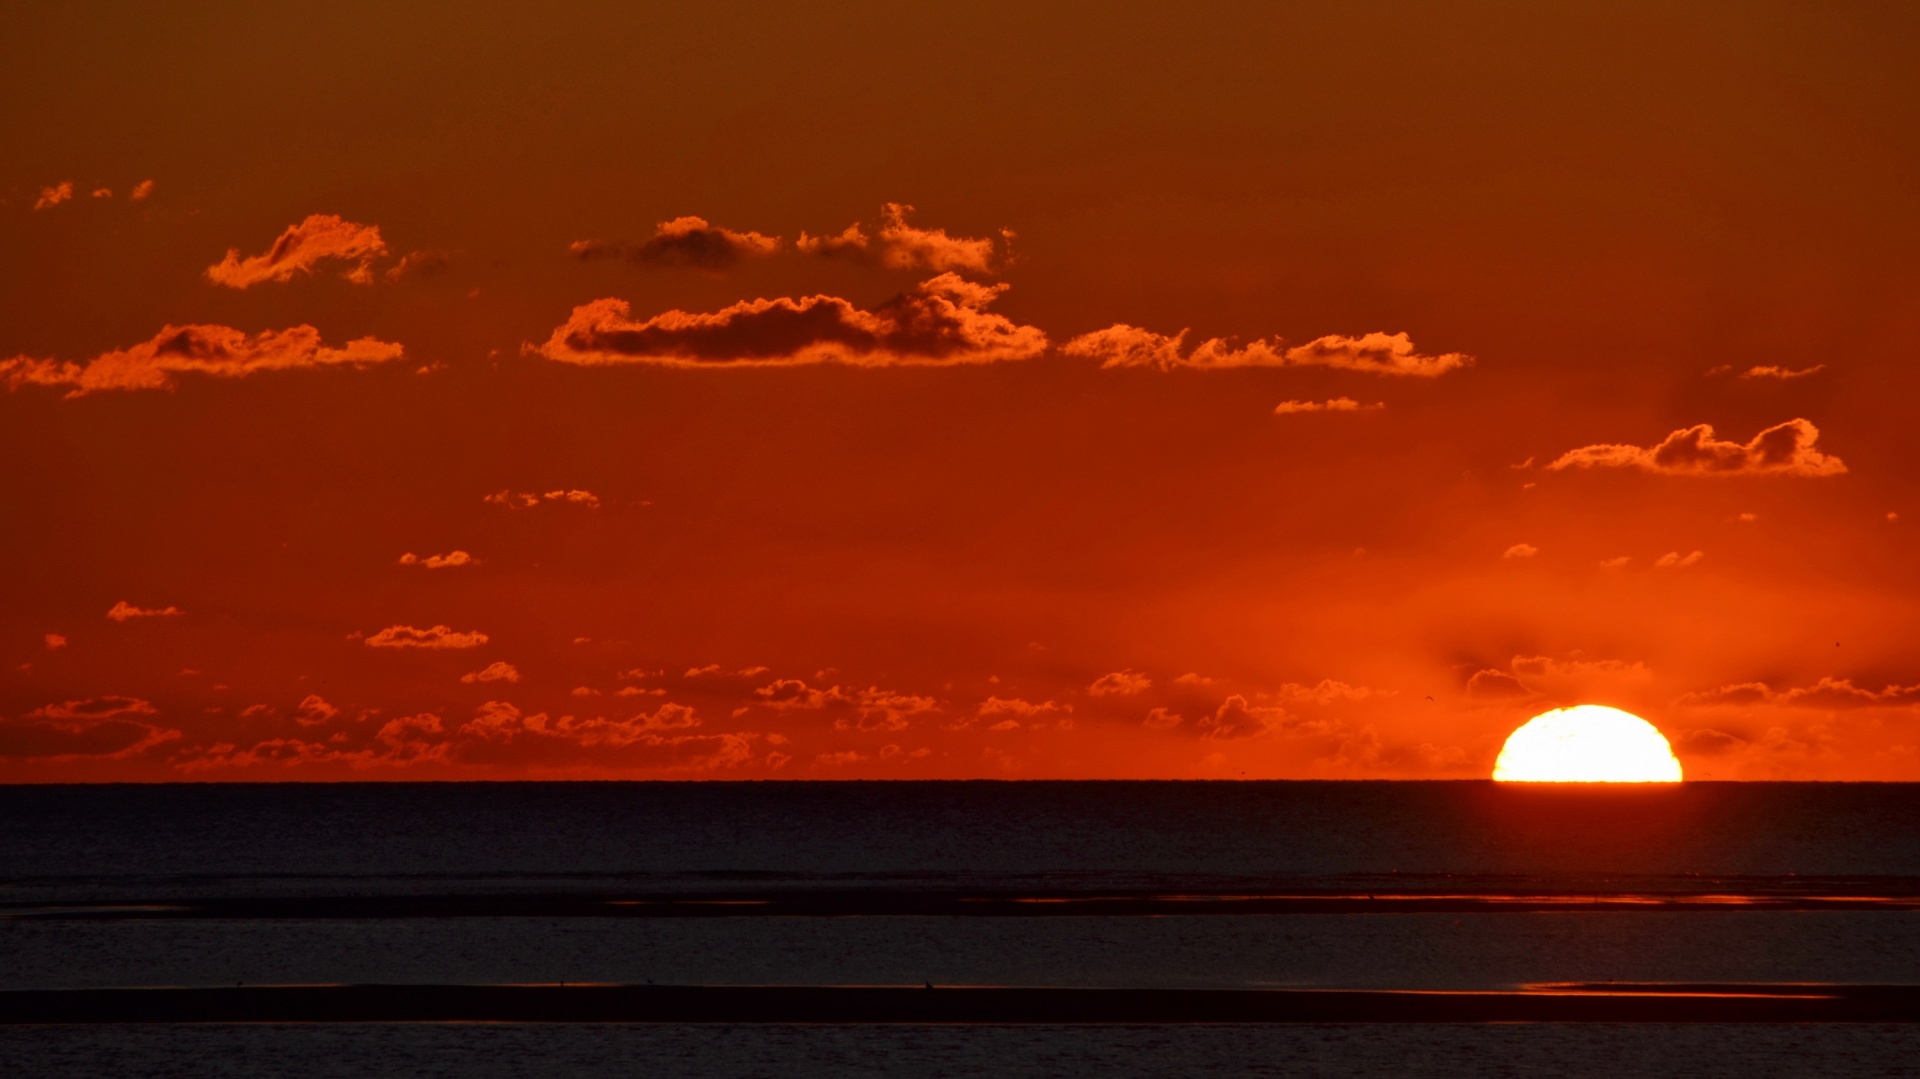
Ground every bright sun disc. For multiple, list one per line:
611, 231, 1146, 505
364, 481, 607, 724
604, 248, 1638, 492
1492, 704, 1682, 783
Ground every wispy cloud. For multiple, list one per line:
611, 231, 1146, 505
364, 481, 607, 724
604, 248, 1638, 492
2, 324, 405, 396
1063, 326, 1469, 377
1548, 419, 1846, 476
534, 274, 1046, 367
206, 214, 388, 288
1740, 364, 1824, 380
571, 216, 780, 270
1274, 397, 1384, 415
797, 203, 1005, 274
106, 601, 182, 622
483, 489, 600, 509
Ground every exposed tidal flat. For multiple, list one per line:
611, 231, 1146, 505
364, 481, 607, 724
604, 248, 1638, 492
5, 782, 1919, 1074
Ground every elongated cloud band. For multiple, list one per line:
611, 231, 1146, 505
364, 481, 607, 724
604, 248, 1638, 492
534, 274, 1046, 367
361, 624, 489, 649
1062, 325, 1469, 376
1548, 418, 1846, 476
1, 325, 405, 396
206, 214, 389, 288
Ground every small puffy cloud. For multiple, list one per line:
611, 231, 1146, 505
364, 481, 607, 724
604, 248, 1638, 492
294, 695, 340, 726
1501, 543, 1539, 559
1740, 365, 1824, 380
2, 324, 405, 396
205, 214, 388, 288
1143, 707, 1184, 729
1654, 550, 1705, 569
1547, 419, 1846, 477
44, 633, 67, 650
838, 689, 938, 732
1063, 325, 1469, 377
797, 203, 1002, 274
1738, 512, 1759, 522
399, 550, 476, 569
362, 624, 489, 649
1274, 397, 1384, 415
91, 187, 113, 199
1600, 556, 1631, 569
1200, 695, 1286, 739
483, 489, 600, 509
1088, 670, 1152, 697
571, 216, 780, 270
106, 601, 182, 621
33, 182, 73, 210
1172, 673, 1216, 687
532, 273, 1046, 368
461, 661, 520, 684
129, 180, 155, 202
1466, 669, 1534, 699
459, 700, 729, 761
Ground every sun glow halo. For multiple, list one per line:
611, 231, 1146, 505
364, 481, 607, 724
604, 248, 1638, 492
1492, 705, 1682, 783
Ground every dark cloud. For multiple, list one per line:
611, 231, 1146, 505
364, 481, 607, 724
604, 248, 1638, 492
534, 274, 1046, 367
570, 216, 779, 271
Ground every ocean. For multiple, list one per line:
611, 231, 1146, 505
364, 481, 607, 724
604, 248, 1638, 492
3, 781, 1918, 1076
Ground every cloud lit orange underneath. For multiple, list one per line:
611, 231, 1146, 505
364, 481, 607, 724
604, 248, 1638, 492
1492, 706, 1683, 783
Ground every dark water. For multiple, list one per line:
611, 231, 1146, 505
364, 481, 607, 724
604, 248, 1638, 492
3, 781, 1918, 1076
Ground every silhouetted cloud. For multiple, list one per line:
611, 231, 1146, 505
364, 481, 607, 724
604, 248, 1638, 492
534, 274, 1046, 367
206, 214, 389, 288
384, 249, 451, 282
1063, 326, 1469, 376
1466, 669, 1534, 699
361, 624, 489, 649
1548, 419, 1846, 476
571, 216, 780, 270
106, 601, 182, 621
2, 324, 405, 396
797, 203, 1004, 274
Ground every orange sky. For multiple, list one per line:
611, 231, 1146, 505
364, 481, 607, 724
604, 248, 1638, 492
4, 2, 1918, 781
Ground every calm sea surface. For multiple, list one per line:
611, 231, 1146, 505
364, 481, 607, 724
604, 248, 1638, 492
3, 781, 1918, 1077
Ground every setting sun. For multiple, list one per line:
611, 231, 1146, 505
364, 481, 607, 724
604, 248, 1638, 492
1492, 705, 1683, 783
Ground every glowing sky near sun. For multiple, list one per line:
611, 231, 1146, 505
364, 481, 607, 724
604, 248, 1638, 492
2, 2, 1918, 781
